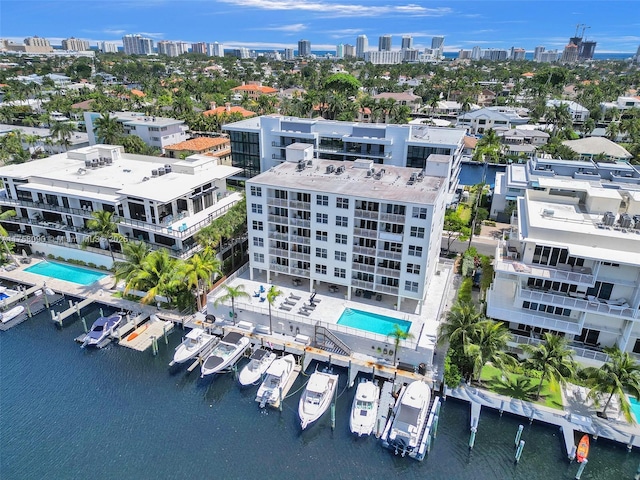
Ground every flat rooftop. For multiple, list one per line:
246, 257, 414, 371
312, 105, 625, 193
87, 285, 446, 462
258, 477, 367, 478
250, 159, 445, 204
0, 150, 239, 203
113, 112, 183, 127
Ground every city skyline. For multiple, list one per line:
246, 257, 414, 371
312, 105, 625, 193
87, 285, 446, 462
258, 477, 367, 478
1, 0, 639, 53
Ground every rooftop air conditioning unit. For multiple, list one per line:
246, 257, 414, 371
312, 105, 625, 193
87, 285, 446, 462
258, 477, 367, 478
84, 160, 92, 168
633, 215, 640, 230
105, 157, 113, 165
366, 169, 373, 177
326, 165, 335, 174
336, 166, 345, 175
152, 169, 159, 177
603, 211, 616, 226
158, 167, 166, 176
620, 213, 633, 228
164, 165, 172, 173
542, 209, 555, 217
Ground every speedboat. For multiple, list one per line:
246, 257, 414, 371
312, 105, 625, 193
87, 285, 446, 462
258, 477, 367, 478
384, 381, 431, 456
83, 314, 122, 347
200, 332, 249, 377
172, 328, 217, 365
238, 348, 276, 386
0, 305, 25, 324
256, 354, 297, 407
298, 370, 339, 430
349, 380, 380, 436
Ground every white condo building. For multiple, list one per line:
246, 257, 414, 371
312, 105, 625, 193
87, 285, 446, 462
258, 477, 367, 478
84, 112, 188, 150
223, 115, 466, 202
487, 177, 640, 366
356, 35, 368, 59
99, 41, 118, 53
246, 149, 447, 309
0, 145, 241, 266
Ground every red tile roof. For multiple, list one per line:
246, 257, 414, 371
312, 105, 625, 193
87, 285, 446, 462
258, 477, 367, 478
203, 106, 255, 118
231, 84, 277, 94
164, 137, 230, 151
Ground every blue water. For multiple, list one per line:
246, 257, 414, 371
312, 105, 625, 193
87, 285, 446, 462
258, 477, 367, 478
1, 305, 638, 479
24, 261, 107, 285
337, 308, 411, 336
630, 396, 640, 423
459, 162, 506, 188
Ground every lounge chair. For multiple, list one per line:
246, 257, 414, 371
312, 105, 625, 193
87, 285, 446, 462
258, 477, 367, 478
259, 297, 266, 303
303, 303, 316, 310
279, 304, 292, 311
284, 299, 297, 306
289, 293, 302, 301
298, 309, 311, 317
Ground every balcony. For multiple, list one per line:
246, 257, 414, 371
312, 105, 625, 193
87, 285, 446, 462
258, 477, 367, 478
270, 232, 288, 241
519, 288, 638, 320
270, 264, 289, 274
268, 247, 289, 258
376, 284, 399, 295
266, 197, 288, 207
1, 197, 91, 217
268, 214, 288, 225
487, 305, 581, 335
289, 218, 310, 228
353, 227, 377, 239
289, 201, 310, 210
354, 210, 379, 219
289, 251, 310, 262
376, 266, 401, 278
351, 279, 374, 290
494, 258, 595, 287
352, 245, 376, 256
376, 249, 402, 261
290, 267, 310, 277
508, 333, 610, 364
290, 235, 310, 245
379, 212, 405, 223
352, 262, 375, 274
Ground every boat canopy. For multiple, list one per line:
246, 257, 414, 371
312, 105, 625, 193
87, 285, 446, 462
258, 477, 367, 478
185, 328, 204, 340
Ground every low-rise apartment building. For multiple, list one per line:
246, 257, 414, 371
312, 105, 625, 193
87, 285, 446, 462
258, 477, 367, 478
84, 112, 188, 150
456, 107, 529, 135
487, 178, 640, 366
0, 145, 241, 266
246, 150, 448, 310
164, 137, 231, 164
223, 115, 466, 203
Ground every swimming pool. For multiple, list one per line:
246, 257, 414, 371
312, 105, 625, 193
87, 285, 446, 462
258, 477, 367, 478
25, 261, 107, 285
337, 308, 411, 336
630, 395, 640, 423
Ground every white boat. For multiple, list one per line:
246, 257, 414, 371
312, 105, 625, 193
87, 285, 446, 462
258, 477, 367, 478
349, 380, 380, 437
238, 348, 276, 386
200, 332, 249, 377
172, 328, 217, 365
384, 381, 431, 456
0, 305, 25, 324
82, 314, 122, 347
298, 370, 339, 430
255, 354, 297, 407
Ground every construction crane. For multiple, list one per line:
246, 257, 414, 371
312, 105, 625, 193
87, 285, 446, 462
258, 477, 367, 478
581, 25, 591, 40
574, 23, 584, 37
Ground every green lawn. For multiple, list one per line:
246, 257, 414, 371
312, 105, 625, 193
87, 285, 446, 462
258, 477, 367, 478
456, 204, 472, 224
479, 365, 564, 410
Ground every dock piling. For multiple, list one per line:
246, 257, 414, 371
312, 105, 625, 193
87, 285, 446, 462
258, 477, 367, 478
278, 386, 283, 412
514, 440, 525, 464
574, 459, 588, 480
100, 308, 104, 317
81, 316, 88, 333
635, 462, 640, 480
43, 291, 49, 308
331, 403, 335, 431
628, 435, 636, 452
515, 424, 524, 447
432, 414, 439, 439
469, 427, 477, 450
151, 336, 158, 355
163, 323, 168, 344
25, 301, 32, 317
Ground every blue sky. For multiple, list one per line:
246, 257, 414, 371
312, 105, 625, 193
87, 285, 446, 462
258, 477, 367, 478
2, 0, 639, 53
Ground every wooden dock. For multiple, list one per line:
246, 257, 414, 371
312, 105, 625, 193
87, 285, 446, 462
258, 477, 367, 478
0, 291, 64, 331
267, 362, 302, 409
119, 315, 174, 352
375, 379, 397, 438
51, 297, 95, 325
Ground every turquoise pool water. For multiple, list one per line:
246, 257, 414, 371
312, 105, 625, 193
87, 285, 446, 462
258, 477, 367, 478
25, 261, 107, 285
630, 396, 640, 423
337, 308, 411, 336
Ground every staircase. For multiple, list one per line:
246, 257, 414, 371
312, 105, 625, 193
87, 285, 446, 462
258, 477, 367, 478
314, 325, 352, 356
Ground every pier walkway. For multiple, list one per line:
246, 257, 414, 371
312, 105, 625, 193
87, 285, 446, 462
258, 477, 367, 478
446, 384, 639, 458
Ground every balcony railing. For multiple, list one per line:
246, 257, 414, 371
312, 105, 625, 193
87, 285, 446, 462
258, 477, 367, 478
270, 232, 289, 241
353, 227, 377, 239
268, 247, 289, 257
290, 235, 310, 245
376, 249, 402, 261
267, 214, 288, 225
289, 201, 310, 210
519, 288, 638, 320
351, 279, 374, 290
376, 284, 399, 295
266, 197, 288, 207
352, 262, 375, 274
352, 245, 376, 256
376, 266, 401, 278
1, 197, 92, 217
508, 333, 610, 363
289, 251, 310, 262
270, 264, 289, 273
487, 306, 582, 335
354, 210, 379, 219
379, 212, 406, 223
289, 218, 310, 228
494, 258, 595, 286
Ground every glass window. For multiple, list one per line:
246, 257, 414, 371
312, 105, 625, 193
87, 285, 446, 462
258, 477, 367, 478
254, 253, 264, 263
404, 281, 419, 292
335, 233, 348, 244
253, 237, 264, 247
316, 213, 328, 224
336, 197, 349, 209
336, 216, 348, 227
407, 263, 420, 274
315, 264, 327, 274
412, 207, 427, 219
334, 267, 346, 278
335, 251, 346, 262
316, 230, 327, 241
408, 245, 422, 257
251, 203, 262, 214
250, 186, 262, 196
316, 195, 328, 206
410, 226, 425, 238
316, 248, 327, 258
252, 220, 263, 231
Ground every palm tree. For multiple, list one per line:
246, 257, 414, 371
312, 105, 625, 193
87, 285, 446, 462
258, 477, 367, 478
180, 252, 221, 311
583, 347, 640, 424
49, 121, 77, 151
113, 241, 150, 288
265, 285, 282, 334
0, 210, 18, 266
523, 333, 576, 400
85, 210, 123, 263
466, 320, 515, 382
93, 112, 123, 144
387, 324, 415, 366
214, 284, 251, 325
437, 301, 483, 350
126, 249, 180, 305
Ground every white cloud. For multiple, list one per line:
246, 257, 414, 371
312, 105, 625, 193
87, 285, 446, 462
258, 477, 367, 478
261, 23, 308, 33
218, 0, 452, 18
137, 32, 165, 39
223, 40, 336, 50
